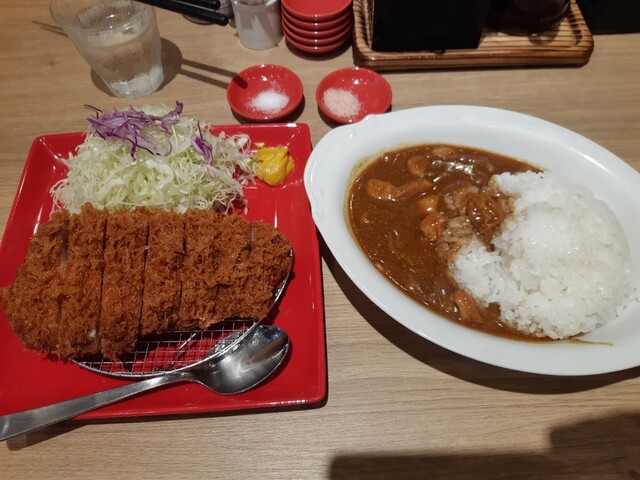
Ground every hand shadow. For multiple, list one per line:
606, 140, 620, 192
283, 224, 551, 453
329, 411, 640, 479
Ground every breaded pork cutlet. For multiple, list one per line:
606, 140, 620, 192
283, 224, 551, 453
243, 221, 293, 320
58, 205, 107, 358
2, 207, 293, 361
0, 210, 69, 354
178, 209, 223, 329
140, 210, 184, 336
177, 213, 292, 330
209, 213, 252, 326
100, 209, 149, 360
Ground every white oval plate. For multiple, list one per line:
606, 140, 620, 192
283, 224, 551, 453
304, 105, 640, 376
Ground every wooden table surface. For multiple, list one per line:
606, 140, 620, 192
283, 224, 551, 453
2, 3, 640, 478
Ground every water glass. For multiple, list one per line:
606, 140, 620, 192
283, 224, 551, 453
50, 0, 164, 98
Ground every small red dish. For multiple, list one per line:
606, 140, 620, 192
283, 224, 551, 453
282, 0, 352, 22
316, 67, 392, 124
281, 4, 352, 30
285, 35, 350, 55
227, 64, 304, 122
282, 21, 352, 46
282, 14, 352, 39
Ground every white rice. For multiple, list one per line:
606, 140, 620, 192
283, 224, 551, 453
451, 171, 633, 339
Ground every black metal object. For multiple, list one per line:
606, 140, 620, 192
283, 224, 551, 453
136, 0, 229, 25
577, 0, 640, 34
486, 0, 570, 35
370, 0, 493, 52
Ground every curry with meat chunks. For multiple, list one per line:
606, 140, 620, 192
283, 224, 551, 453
346, 143, 542, 339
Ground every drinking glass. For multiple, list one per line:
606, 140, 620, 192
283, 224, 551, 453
50, 0, 164, 98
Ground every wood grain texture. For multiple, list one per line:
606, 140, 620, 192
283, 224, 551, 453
1, 2, 640, 478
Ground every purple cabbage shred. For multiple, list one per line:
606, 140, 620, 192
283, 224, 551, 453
85, 101, 184, 158
191, 122, 214, 166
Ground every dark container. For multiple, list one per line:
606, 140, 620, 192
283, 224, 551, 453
486, 0, 571, 35
371, 0, 493, 52
577, 0, 640, 34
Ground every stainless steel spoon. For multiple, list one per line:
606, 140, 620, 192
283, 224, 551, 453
0, 324, 289, 442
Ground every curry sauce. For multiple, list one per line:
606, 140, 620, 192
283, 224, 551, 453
347, 144, 542, 340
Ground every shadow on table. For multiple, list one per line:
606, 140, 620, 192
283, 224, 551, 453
320, 240, 640, 393
89, 37, 240, 96
36, 22, 302, 117
329, 411, 640, 479
90, 37, 185, 96
32, 20, 67, 37
34, 22, 184, 95
88, 37, 305, 122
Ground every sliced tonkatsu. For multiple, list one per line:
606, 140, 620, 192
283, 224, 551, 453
58, 205, 106, 358
100, 209, 149, 360
140, 209, 184, 336
178, 209, 224, 330
210, 213, 252, 325
0, 206, 293, 361
243, 221, 293, 320
1, 210, 69, 354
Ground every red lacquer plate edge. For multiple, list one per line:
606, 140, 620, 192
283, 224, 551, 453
282, 0, 352, 22
0, 123, 327, 419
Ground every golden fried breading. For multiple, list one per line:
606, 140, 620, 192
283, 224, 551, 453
140, 209, 184, 335
99, 209, 148, 360
1, 207, 292, 361
58, 205, 106, 358
1, 210, 68, 354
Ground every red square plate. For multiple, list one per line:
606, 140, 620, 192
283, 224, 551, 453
0, 123, 326, 419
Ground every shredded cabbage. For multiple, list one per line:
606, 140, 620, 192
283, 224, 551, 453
51, 103, 257, 213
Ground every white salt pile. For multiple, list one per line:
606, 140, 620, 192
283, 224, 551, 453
323, 88, 360, 119
451, 171, 633, 339
250, 90, 289, 115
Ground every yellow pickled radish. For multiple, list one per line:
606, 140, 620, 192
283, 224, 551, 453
254, 146, 295, 186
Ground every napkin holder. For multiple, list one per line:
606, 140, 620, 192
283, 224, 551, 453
370, 0, 492, 51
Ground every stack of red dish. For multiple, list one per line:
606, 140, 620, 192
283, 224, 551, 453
281, 0, 353, 55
